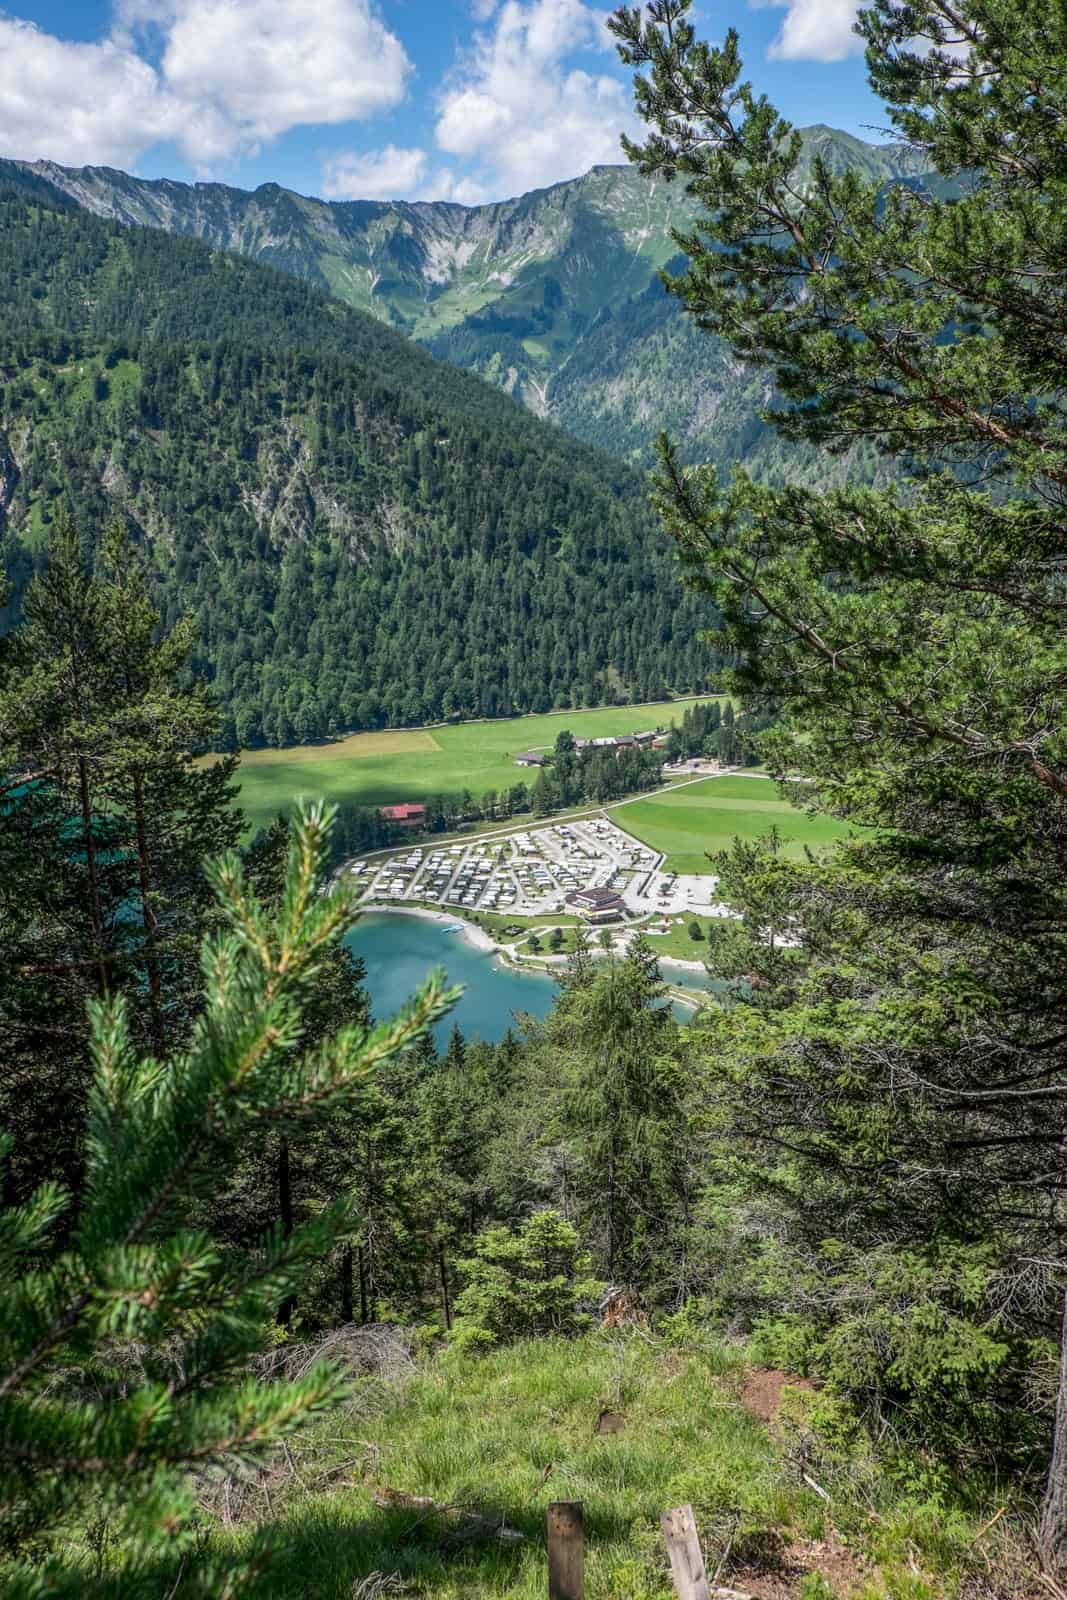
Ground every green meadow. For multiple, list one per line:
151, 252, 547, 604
618, 775, 855, 871
231, 700, 712, 834
211, 1332, 989, 1599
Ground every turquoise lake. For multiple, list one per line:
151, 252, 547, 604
345, 913, 707, 1044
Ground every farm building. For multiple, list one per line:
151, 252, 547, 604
514, 751, 545, 767
380, 803, 427, 829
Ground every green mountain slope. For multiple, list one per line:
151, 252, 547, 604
11, 131, 931, 467
0, 182, 713, 746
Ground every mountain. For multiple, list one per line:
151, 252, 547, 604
11, 130, 931, 470
0, 177, 714, 746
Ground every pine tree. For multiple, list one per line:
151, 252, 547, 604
611, 0, 1067, 1523
0, 805, 457, 1596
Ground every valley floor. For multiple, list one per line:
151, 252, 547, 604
231, 699, 715, 835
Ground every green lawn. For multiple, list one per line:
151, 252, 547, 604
231, 700, 716, 834
216, 1334, 820, 1599
617, 775, 855, 871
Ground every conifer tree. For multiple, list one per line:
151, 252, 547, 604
611, 0, 1067, 1534
0, 515, 241, 1204
0, 805, 456, 1596
548, 940, 687, 1284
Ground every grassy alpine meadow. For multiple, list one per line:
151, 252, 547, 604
210, 1332, 997, 1600
618, 775, 856, 872
231, 699, 715, 834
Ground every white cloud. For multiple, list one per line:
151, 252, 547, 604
419, 170, 492, 205
320, 145, 492, 206
433, 0, 638, 198
0, 16, 192, 168
160, 0, 411, 150
0, 0, 412, 171
321, 144, 429, 200
766, 0, 862, 62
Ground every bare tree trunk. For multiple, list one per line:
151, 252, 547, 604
439, 1245, 453, 1330
77, 756, 109, 996
607, 1145, 616, 1283
339, 1241, 354, 1325
358, 1243, 369, 1325
278, 1136, 294, 1328
131, 769, 164, 1053
1040, 1290, 1067, 1574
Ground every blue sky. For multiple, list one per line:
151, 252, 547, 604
0, 0, 888, 204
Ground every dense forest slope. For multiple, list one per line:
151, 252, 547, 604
0, 180, 712, 745
10, 130, 930, 469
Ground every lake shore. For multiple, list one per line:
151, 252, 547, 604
361, 901, 497, 954
361, 902, 711, 980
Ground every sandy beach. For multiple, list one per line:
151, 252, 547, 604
363, 902, 712, 973
360, 901, 498, 954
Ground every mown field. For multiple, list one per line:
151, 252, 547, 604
232, 700, 712, 834
618, 775, 855, 871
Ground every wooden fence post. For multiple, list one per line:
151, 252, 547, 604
661, 1504, 711, 1600
547, 1500, 584, 1600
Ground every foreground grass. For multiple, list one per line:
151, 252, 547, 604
620, 776, 855, 871
217, 1334, 817, 1599
231, 699, 715, 834
209, 1333, 998, 1600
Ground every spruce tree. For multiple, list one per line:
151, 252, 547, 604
0, 515, 241, 1205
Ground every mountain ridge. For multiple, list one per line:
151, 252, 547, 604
0, 185, 712, 744
7, 133, 931, 468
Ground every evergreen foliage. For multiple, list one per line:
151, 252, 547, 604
0, 804, 456, 1597
452, 1211, 602, 1349
0, 190, 714, 743
0, 516, 242, 1204
610, 0, 1067, 1544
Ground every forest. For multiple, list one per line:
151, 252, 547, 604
1, 0, 1065, 1594
0, 174, 715, 745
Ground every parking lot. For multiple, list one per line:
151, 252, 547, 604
345, 816, 655, 917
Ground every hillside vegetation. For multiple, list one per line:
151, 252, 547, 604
0, 181, 712, 744
6, 131, 930, 470
210, 1331, 997, 1600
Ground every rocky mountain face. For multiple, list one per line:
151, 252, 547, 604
11, 130, 931, 469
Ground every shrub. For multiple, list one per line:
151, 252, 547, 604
452, 1210, 603, 1348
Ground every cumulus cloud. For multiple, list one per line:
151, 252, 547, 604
321, 145, 492, 206
0, 0, 412, 171
321, 144, 429, 200
159, 0, 411, 150
766, 0, 862, 62
0, 17, 192, 168
433, 0, 638, 198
